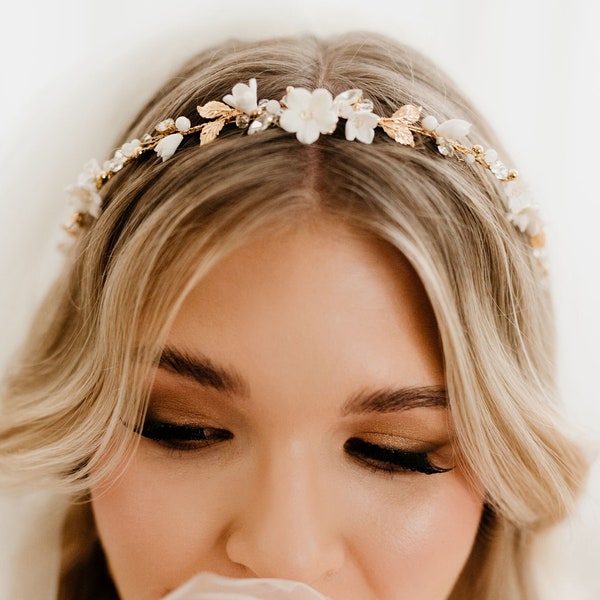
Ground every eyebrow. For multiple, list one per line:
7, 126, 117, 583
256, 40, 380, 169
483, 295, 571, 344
158, 346, 447, 414
158, 347, 250, 396
341, 385, 447, 416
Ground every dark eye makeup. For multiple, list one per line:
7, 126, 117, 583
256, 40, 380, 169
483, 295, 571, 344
343, 437, 451, 475
138, 420, 233, 450
137, 420, 453, 476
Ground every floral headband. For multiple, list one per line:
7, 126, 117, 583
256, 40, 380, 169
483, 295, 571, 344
65, 78, 545, 260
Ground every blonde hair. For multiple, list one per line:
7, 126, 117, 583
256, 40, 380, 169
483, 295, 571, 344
0, 32, 588, 599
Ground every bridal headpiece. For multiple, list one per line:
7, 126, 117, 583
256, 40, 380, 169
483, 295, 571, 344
65, 78, 545, 257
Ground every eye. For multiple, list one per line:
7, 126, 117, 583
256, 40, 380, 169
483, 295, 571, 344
344, 437, 453, 476
137, 420, 233, 451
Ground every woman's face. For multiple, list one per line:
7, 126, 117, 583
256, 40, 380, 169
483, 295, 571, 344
91, 220, 483, 600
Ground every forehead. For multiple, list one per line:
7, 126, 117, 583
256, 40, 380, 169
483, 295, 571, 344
165, 220, 443, 402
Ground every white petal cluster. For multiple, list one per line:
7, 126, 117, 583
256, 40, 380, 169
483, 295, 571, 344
279, 88, 339, 144
345, 110, 380, 144
332, 89, 380, 144
422, 115, 472, 140
163, 572, 330, 600
155, 133, 184, 161
65, 159, 103, 218
223, 78, 258, 114
503, 180, 543, 236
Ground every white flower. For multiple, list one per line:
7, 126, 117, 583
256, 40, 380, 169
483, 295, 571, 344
66, 183, 102, 218
421, 115, 472, 140
503, 180, 544, 236
162, 572, 331, 600
223, 78, 258, 114
154, 133, 184, 161
65, 159, 102, 218
433, 118, 472, 140
502, 179, 531, 213
345, 110, 380, 144
279, 88, 338, 144
508, 208, 543, 236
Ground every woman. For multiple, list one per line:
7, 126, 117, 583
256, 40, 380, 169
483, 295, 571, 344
0, 32, 588, 599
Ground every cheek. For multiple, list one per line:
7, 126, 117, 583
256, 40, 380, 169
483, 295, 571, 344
90, 452, 232, 600
348, 471, 483, 599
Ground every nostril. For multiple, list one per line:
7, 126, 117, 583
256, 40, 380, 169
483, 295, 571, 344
225, 523, 345, 586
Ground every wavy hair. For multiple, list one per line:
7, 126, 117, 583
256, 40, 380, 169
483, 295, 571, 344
0, 32, 588, 599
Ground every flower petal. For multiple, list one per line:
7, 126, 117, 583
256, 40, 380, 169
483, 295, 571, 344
356, 125, 375, 144
279, 110, 304, 133
435, 118, 472, 140
223, 80, 258, 113
296, 121, 320, 144
315, 110, 338, 133
154, 133, 183, 161
285, 88, 312, 111
345, 120, 358, 141
310, 88, 334, 112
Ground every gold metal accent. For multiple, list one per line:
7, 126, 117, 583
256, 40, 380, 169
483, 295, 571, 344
379, 104, 422, 146
197, 101, 237, 120
530, 231, 546, 249
200, 118, 227, 145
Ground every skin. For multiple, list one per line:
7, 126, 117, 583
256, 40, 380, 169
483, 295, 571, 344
91, 220, 484, 600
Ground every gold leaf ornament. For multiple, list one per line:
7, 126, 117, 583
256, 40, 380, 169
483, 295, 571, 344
200, 118, 227, 145
380, 120, 415, 146
391, 104, 422, 124
197, 101, 236, 119
379, 104, 422, 146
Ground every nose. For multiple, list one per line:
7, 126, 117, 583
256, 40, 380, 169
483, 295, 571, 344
225, 439, 345, 584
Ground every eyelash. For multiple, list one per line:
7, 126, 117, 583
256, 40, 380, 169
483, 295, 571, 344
138, 421, 452, 476
343, 438, 451, 476
138, 421, 233, 451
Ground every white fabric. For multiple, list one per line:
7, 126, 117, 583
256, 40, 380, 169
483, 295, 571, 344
1, 1, 599, 598
163, 572, 330, 599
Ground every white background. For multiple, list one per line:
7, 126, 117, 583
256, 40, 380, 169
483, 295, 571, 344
1, 1, 599, 598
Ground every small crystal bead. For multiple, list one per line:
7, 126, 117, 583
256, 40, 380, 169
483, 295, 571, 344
236, 114, 250, 129
265, 100, 281, 115
436, 138, 453, 157
121, 140, 140, 157
104, 156, 125, 172
484, 149, 498, 162
356, 99, 374, 112
257, 99, 270, 109
156, 118, 175, 133
490, 160, 509, 179
247, 113, 275, 135
336, 89, 363, 104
